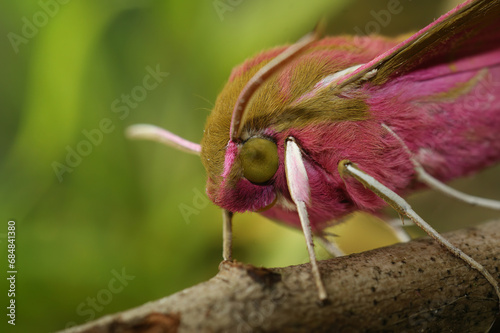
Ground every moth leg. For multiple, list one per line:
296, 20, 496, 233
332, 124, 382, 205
384, 218, 412, 243
316, 234, 345, 257
415, 165, 500, 210
339, 160, 500, 306
222, 210, 233, 261
382, 123, 500, 211
285, 137, 328, 301
126, 124, 201, 155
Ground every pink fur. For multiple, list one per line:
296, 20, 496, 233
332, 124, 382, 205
221, 141, 238, 178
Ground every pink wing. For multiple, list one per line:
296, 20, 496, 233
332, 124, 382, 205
337, 0, 500, 88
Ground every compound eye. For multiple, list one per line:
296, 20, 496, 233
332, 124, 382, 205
239, 137, 279, 184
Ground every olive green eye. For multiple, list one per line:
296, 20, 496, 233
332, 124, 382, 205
239, 137, 279, 184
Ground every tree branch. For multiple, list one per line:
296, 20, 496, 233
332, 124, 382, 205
59, 221, 500, 332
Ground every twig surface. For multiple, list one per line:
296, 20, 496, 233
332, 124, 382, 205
59, 221, 500, 332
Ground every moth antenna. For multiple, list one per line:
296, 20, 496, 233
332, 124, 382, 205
229, 27, 322, 141
382, 124, 500, 211
285, 137, 328, 301
339, 160, 500, 308
126, 124, 201, 155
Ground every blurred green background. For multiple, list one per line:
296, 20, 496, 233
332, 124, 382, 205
1, 0, 499, 332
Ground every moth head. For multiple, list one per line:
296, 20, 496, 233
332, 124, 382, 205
239, 137, 279, 184
200, 28, 321, 212
222, 30, 319, 188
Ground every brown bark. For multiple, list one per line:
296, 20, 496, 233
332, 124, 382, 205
59, 221, 500, 333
